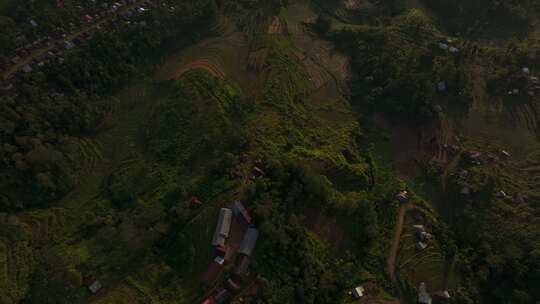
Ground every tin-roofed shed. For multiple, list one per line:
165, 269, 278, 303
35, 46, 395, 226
216, 208, 232, 236
211, 208, 232, 246
238, 228, 258, 256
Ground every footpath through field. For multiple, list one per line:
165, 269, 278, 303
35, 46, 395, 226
386, 203, 418, 303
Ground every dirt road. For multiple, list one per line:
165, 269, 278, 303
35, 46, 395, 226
386, 204, 408, 282
386, 203, 418, 304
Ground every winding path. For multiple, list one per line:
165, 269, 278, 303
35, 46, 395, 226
386, 203, 418, 304
386, 204, 408, 282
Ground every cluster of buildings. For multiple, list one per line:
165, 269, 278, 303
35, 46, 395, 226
435, 38, 460, 96
413, 225, 432, 251
457, 148, 524, 203
0, 0, 160, 98
437, 39, 460, 55
202, 201, 259, 304
507, 66, 540, 97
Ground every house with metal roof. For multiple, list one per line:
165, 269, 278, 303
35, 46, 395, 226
418, 282, 432, 304
211, 208, 232, 247
238, 228, 258, 257
232, 201, 252, 225
352, 286, 365, 299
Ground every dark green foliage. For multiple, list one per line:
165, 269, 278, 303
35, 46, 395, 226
421, 0, 535, 36
27, 246, 85, 303
331, 10, 472, 122
248, 160, 358, 303
0, 0, 217, 211
444, 152, 540, 303
261, 36, 314, 108
105, 161, 158, 210
148, 70, 242, 168
312, 16, 331, 34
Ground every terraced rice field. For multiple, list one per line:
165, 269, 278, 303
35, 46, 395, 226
0, 221, 33, 302
95, 97, 121, 132
304, 58, 333, 89
175, 59, 226, 79
71, 137, 105, 177
155, 32, 255, 95
247, 48, 269, 71
396, 224, 449, 291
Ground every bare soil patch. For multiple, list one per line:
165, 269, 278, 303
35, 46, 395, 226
303, 208, 349, 253
372, 115, 422, 181
267, 16, 283, 34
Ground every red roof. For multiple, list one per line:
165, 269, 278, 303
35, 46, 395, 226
201, 297, 216, 304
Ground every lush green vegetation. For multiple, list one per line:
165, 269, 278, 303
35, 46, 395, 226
328, 9, 472, 122
1, 0, 540, 303
0, 0, 217, 211
420, 0, 539, 37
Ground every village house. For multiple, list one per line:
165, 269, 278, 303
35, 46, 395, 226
201, 295, 216, 304
438, 42, 449, 51
215, 244, 227, 259
211, 208, 232, 247
396, 190, 409, 203
501, 150, 511, 158
87, 279, 103, 294
214, 255, 225, 265
413, 225, 431, 251
351, 285, 365, 299
189, 196, 203, 209
238, 227, 258, 257
416, 242, 428, 251
418, 282, 432, 304
64, 40, 76, 50
251, 166, 265, 179
496, 190, 507, 199
467, 150, 482, 165
437, 81, 446, 92
449, 46, 459, 54
21, 65, 33, 73
232, 201, 252, 225
431, 290, 451, 301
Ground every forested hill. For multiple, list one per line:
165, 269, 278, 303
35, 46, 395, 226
0, 0, 217, 211
421, 0, 539, 38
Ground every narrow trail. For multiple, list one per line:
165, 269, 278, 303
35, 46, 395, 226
386, 203, 418, 303
386, 204, 408, 283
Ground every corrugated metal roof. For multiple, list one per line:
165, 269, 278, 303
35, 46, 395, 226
212, 208, 232, 246
238, 228, 258, 256
232, 201, 251, 223
216, 208, 232, 237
